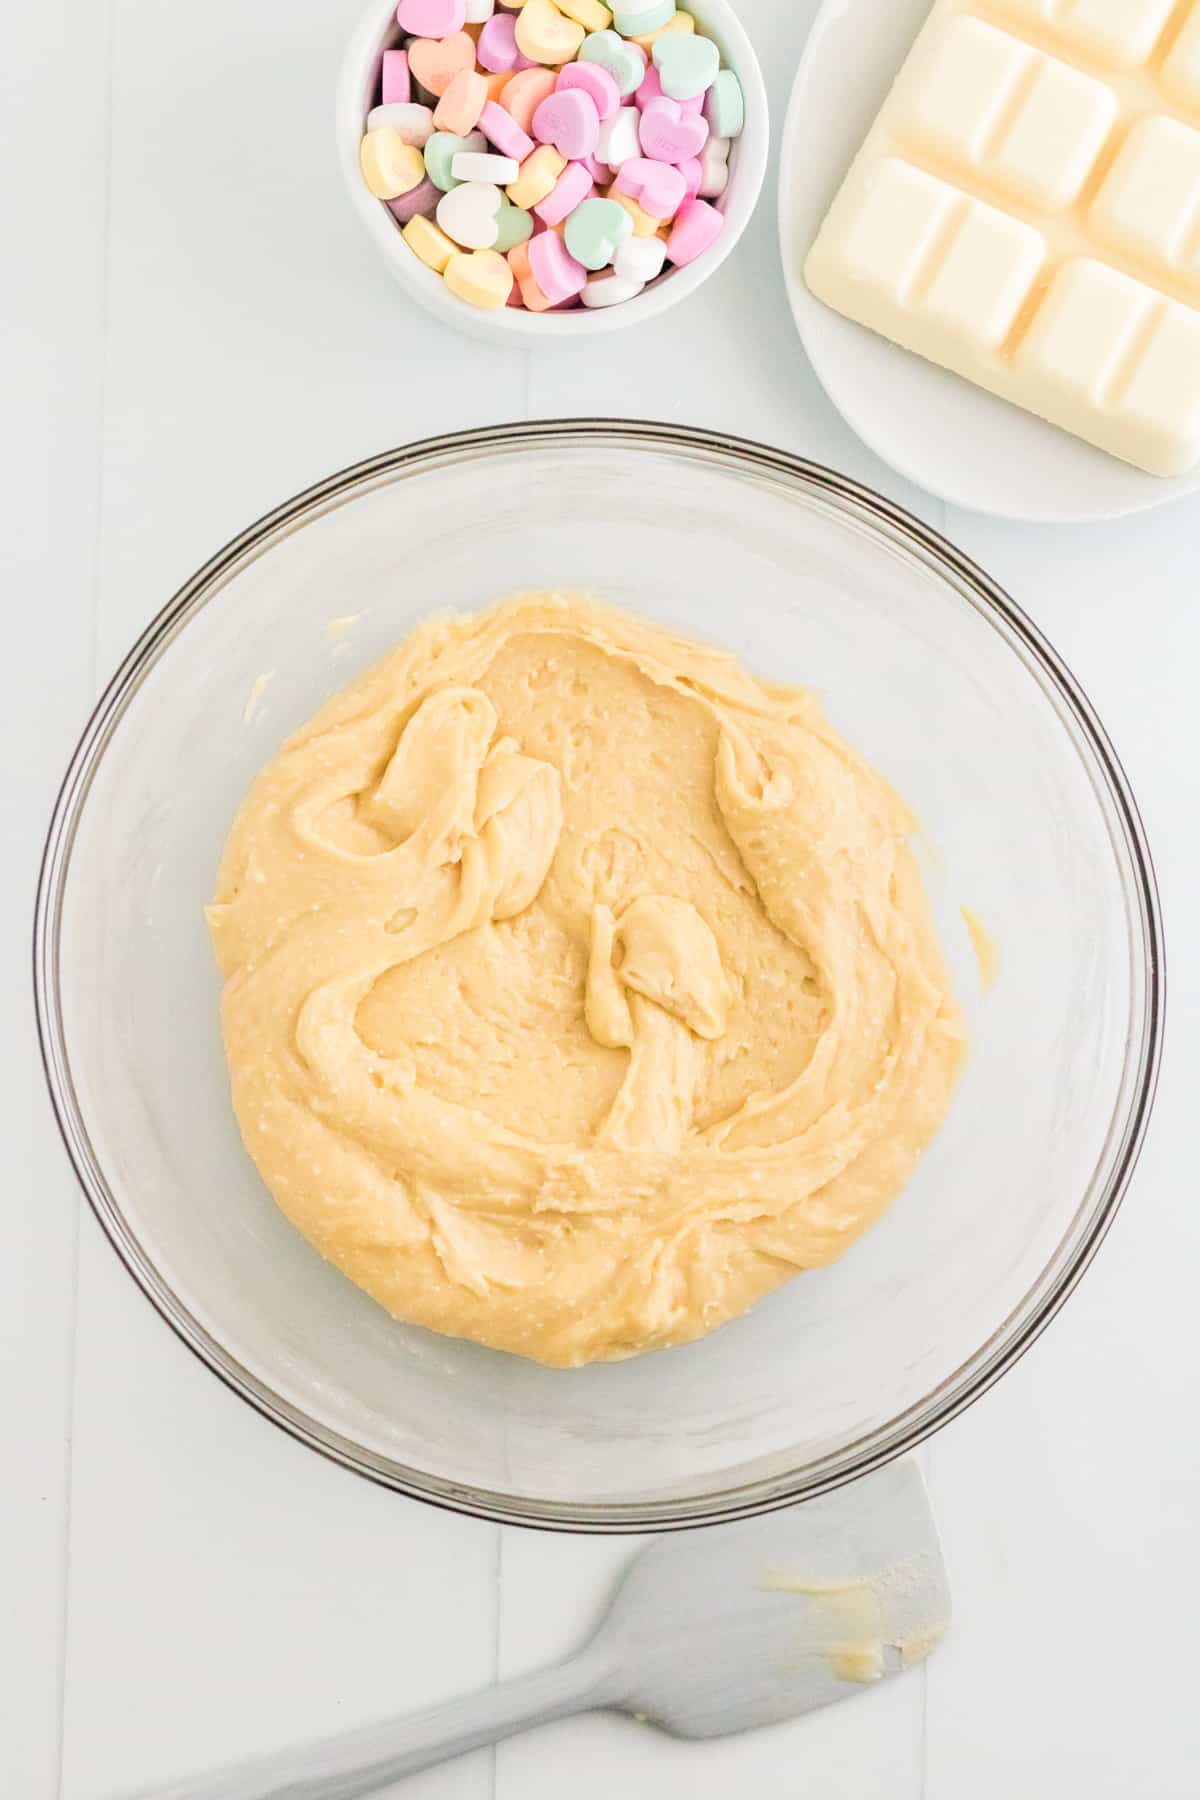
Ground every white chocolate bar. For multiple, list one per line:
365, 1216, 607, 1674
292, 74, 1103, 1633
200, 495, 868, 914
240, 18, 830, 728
804, 0, 1200, 476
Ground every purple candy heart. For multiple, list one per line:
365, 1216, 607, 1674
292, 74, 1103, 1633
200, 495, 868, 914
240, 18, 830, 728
532, 88, 601, 162
637, 96, 708, 164
386, 175, 440, 223
477, 12, 518, 72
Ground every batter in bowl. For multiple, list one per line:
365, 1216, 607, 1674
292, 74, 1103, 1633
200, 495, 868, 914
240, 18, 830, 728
209, 595, 964, 1366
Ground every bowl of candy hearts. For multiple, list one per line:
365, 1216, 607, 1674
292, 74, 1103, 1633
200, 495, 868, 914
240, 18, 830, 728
337, 0, 767, 336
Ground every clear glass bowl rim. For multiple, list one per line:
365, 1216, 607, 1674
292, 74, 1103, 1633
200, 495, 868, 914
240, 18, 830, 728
33, 419, 1166, 1534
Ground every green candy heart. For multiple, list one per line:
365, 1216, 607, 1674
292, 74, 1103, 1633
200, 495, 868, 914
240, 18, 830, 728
612, 0, 674, 41
703, 66, 744, 138
579, 28, 646, 97
424, 131, 481, 193
493, 198, 534, 254
564, 196, 634, 272
653, 32, 720, 101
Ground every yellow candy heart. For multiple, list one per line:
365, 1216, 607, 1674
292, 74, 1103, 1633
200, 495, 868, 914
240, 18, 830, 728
444, 248, 515, 309
515, 0, 585, 66
402, 214, 458, 273
556, 0, 613, 30
506, 144, 566, 209
631, 8, 694, 52
359, 130, 426, 200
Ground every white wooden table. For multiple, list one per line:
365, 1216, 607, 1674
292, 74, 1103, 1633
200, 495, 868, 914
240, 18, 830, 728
5, 1, 1198, 1794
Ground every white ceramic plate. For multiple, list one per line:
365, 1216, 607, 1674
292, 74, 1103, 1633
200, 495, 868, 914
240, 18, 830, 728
777, 0, 1200, 523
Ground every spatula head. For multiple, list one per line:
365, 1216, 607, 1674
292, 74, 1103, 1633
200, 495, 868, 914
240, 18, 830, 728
596, 1460, 949, 1739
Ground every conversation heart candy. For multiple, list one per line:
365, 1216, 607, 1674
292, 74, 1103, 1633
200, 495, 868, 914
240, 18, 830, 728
407, 32, 476, 96
506, 143, 566, 207
508, 238, 555, 308
634, 63, 701, 112
402, 213, 459, 270
528, 227, 588, 300
477, 10, 520, 70
702, 67, 742, 138
493, 195, 534, 251
437, 179, 504, 248
424, 128, 488, 189
630, 6, 692, 52
676, 153, 702, 201
387, 174, 442, 223
464, 0, 496, 18
612, 231, 665, 282
381, 50, 411, 105
578, 28, 645, 96
478, 98, 534, 161
533, 157, 593, 225
638, 95, 706, 162
609, 188, 661, 235
396, 0, 467, 34
596, 103, 639, 166
516, 0, 586, 65
533, 88, 600, 160
451, 149, 520, 182
564, 194, 634, 268
580, 268, 644, 305
665, 193, 722, 265
359, 129, 426, 199
614, 153, 686, 218
556, 60, 619, 123
581, 150, 612, 181
433, 67, 489, 133
444, 246, 514, 306
556, 0, 612, 30
697, 133, 728, 197
612, 0, 673, 38
652, 30, 718, 99
501, 68, 557, 133
367, 101, 436, 146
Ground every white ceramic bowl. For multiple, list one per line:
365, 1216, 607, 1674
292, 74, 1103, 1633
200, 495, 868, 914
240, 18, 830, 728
36, 423, 1162, 1532
336, 0, 768, 341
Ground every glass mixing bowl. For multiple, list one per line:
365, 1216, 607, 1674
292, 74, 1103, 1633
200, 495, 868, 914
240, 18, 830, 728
35, 422, 1163, 1531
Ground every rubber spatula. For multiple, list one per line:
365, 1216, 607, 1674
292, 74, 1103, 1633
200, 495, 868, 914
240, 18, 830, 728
124, 1460, 948, 1800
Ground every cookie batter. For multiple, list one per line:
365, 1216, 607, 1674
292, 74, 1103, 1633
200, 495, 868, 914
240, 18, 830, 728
209, 595, 964, 1366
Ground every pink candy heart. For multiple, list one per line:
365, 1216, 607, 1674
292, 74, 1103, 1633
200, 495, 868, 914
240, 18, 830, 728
528, 229, 587, 303
614, 154, 686, 220
637, 96, 708, 164
665, 195, 724, 267
677, 154, 702, 202
532, 88, 600, 161
555, 61, 620, 124
381, 50, 411, 106
534, 158, 593, 226
395, 0, 467, 36
478, 99, 534, 163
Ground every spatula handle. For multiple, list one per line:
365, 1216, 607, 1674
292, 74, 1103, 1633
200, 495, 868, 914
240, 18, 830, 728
121, 1649, 616, 1800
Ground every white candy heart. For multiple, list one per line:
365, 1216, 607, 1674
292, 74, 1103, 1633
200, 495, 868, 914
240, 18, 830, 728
580, 270, 644, 308
367, 102, 435, 147
450, 150, 519, 184
698, 134, 729, 198
613, 234, 665, 284
596, 105, 640, 170
436, 180, 503, 250
464, 0, 495, 18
